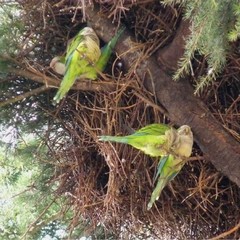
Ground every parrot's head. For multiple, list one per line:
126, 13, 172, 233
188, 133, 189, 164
50, 56, 66, 75
80, 27, 100, 46
177, 125, 192, 137
177, 125, 193, 157
81, 27, 96, 35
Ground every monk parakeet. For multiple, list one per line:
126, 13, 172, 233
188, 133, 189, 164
147, 125, 193, 210
52, 26, 125, 103
53, 27, 101, 103
99, 124, 193, 209
98, 123, 181, 157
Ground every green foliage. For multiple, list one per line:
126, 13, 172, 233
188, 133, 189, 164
0, 1, 49, 133
228, 3, 240, 41
0, 58, 11, 74
163, 0, 240, 93
0, 135, 66, 239
0, 128, 117, 239
0, 2, 25, 56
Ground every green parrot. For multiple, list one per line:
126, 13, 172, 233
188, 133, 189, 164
98, 123, 180, 157
147, 125, 193, 210
99, 124, 193, 209
52, 26, 125, 103
53, 27, 101, 103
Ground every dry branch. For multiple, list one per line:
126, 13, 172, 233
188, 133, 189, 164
1, 66, 133, 106
209, 221, 240, 240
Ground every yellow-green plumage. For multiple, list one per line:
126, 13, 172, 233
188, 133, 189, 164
98, 123, 175, 157
147, 154, 184, 210
99, 123, 193, 209
52, 26, 125, 103
96, 26, 126, 72
53, 27, 101, 103
147, 125, 193, 210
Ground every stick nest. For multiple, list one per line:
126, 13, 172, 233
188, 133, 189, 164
15, 0, 240, 239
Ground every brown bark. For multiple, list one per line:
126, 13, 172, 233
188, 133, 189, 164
86, 7, 240, 187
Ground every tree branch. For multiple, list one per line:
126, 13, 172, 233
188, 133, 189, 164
1, 67, 130, 106
0, 85, 48, 107
9, 67, 125, 92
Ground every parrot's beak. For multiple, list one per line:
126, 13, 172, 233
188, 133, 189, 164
184, 126, 190, 134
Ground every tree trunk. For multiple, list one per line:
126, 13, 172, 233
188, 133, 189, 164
86, 6, 240, 187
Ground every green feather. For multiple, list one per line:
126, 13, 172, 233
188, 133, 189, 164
96, 26, 126, 72
98, 136, 129, 144
53, 26, 125, 103
134, 123, 170, 136
154, 155, 168, 182
98, 123, 171, 157
53, 27, 101, 103
147, 154, 184, 210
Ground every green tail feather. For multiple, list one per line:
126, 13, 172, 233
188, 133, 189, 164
98, 135, 129, 144
107, 26, 126, 51
147, 178, 166, 210
53, 70, 75, 103
154, 155, 168, 182
96, 26, 125, 72
53, 88, 66, 104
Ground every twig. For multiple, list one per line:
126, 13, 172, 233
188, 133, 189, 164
133, 90, 168, 116
0, 85, 49, 107
208, 221, 240, 240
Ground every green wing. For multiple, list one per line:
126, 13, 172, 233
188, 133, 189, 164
98, 123, 171, 157
134, 123, 171, 136
53, 27, 101, 103
147, 154, 184, 210
154, 155, 168, 182
99, 123, 170, 143
148, 155, 170, 210
53, 26, 124, 103
96, 26, 125, 72
65, 29, 89, 60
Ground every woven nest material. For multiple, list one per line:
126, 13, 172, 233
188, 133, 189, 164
14, 0, 240, 239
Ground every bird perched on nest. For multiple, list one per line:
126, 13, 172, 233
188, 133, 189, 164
50, 26, 125, 103
147, 125, 193, 210
98, 123, 193, 209
98, 123, 187, 157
